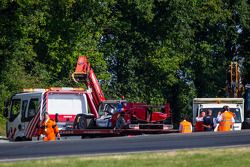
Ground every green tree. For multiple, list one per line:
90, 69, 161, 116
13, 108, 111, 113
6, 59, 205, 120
0, 0, 249, 128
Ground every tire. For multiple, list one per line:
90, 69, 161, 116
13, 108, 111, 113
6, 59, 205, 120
15, 137, 23, 142
15, 136, 31, 142
78, 116, 87, 129
87, 118, 95, 128
22, 136, 31, 141
74, 114, 95, 129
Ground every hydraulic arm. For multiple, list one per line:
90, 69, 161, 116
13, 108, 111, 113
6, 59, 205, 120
226, 62, 243, 98
72, 56, 106, 117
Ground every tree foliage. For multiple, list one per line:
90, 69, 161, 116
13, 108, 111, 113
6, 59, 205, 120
0, 0, 249, 125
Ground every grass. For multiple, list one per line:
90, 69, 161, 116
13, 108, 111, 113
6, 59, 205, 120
1, 147, 250, 167
0, 116, 6, 136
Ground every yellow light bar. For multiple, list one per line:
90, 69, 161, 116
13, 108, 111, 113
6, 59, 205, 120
71, 88, 85, 91
23, 87, 84, 92
23, 88, 46, 92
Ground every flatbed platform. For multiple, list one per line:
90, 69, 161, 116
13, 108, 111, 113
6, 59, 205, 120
60, 128, 179, 137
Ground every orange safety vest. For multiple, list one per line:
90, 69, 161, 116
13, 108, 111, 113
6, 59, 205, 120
229, 111, 236, 118
218, 112, 233, 132
37, 119, 59, 141
179, 120, 192, 133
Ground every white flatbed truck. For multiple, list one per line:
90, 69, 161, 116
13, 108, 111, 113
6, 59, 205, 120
193, 98, 244, 131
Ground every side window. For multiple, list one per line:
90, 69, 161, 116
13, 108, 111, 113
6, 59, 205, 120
10, 99, 21, 122
106, 104, 115, 114
27, 98, 39, 121
197, 108, 200, 117
233, 108, 241, 123
21, 100, 28, 122
98, 103, 105, 116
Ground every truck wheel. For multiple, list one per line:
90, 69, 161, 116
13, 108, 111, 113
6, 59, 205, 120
87, 118, 95, 128
15, 136, 31, 141
15, 137, 23, 142
78, 116, 87, 129
22, 136, 31, 141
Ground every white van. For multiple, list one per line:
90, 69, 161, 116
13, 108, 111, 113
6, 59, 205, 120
193, 98, 244, 131
3, 88, 88, 141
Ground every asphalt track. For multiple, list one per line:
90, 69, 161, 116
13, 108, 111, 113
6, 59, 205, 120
0, 130, 250, 161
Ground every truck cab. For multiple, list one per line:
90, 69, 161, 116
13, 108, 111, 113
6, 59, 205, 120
193, 98, 244, 131
3, 88, 89, 141
4, 92, 42, 141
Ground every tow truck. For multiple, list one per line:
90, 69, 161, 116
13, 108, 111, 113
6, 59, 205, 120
60, 56, 175, 137
3, 56, 175, 141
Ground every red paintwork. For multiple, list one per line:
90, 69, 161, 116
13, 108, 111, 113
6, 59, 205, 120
151, 112, 168, 122
86, 93, 99, 118
49, 114, 75, 122
109, 102, 171, 127
125, 102, 170, 123
74, 56, 106, 108
127, 103, 148, 121
73, 56, 172, 126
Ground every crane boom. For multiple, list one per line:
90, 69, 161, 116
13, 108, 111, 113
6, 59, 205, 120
72, 56, 106, 111
72, 55, 172, 129
226, 62, 243, 98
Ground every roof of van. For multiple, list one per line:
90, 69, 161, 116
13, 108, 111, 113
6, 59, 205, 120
193, 98, 244, 104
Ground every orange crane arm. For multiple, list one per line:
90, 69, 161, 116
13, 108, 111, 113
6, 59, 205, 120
72, 56, 106, 117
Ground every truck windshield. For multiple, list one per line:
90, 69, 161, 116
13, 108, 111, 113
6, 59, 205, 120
99, 103, 119, 116
48, 93, 87, 115
202, 108, 241, 123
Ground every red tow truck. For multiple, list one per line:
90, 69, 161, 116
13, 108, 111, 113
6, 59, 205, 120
3, 56, 175, 141
60, 56, 176, 137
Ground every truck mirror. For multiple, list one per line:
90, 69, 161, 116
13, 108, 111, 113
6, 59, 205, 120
3, 107, 8, 118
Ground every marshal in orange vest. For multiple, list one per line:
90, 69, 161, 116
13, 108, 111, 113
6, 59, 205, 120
218, 111, 234, 132
37, 112, 60, 141
179, 120, 192, 133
